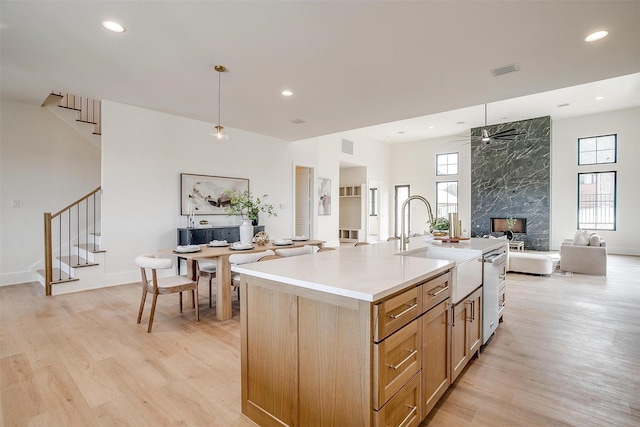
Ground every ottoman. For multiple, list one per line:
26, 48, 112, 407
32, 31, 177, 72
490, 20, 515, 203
508, 252, 554, 275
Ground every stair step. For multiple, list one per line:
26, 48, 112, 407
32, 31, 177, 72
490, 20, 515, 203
37, 269, 79, 284
57, 255, 99, 268
75, 243, 105, 253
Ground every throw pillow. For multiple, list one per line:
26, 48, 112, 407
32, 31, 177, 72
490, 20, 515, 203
589, 233, 603, 247
573, 230, 590, 246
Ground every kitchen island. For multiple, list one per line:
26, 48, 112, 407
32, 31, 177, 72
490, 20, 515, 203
233, 237, 506, 426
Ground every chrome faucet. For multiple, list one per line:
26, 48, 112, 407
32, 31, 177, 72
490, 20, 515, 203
400, 195, 435, 251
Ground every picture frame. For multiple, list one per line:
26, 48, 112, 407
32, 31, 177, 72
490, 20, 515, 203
318, 178, 331, 215
181, 173, 249, 215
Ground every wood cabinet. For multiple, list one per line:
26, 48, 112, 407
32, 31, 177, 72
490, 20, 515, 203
177, 225, 264, 246
451, 286, 483, 382
240, 270, 458, 426
422, 298, 451, 416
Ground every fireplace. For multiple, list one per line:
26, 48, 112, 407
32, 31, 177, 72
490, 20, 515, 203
491, 217, 527, 234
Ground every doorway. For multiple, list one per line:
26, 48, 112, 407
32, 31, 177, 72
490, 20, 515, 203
394, 184, 410, 238
295, 166, 313, 238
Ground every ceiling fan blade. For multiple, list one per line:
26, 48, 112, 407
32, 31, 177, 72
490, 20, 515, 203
490, 128, 520, 137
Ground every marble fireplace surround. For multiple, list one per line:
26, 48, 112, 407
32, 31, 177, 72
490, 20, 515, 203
471, 116, 551, 251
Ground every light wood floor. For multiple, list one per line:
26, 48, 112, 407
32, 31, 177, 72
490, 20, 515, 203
1, 255, 639, 426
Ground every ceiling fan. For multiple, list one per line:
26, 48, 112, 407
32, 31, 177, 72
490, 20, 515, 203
453, 104, 525, 145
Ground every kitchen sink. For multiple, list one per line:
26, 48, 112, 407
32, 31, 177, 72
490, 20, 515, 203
402, 246, 482, 304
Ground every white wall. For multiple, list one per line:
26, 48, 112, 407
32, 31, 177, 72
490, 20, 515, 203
388, 108, 640, 255
0, 99, 101, 285
100, 101, 296, 285
390, 137, 472, 237
551, 107, 640, 254
294, 132, 391, 245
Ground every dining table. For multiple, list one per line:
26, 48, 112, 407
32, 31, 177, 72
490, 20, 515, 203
159, 239, 325, 321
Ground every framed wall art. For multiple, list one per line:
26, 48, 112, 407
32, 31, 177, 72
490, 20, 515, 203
318, 178, 331, 215
181, 173, 249, 215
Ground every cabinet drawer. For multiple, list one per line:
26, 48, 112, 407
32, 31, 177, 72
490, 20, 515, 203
423, 272, 451, 312
374, 371, 421, 427
498, 285, 506, 318
373, 318, 421, 409
374, 286, 422, 342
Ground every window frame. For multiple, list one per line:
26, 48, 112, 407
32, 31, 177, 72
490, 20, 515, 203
578, 134, 617, 166
436, 152, 459, 176
394, 185, 410, 238
435, 181, 458, 219
577, 171, 616, 231
369, 188, 378, 217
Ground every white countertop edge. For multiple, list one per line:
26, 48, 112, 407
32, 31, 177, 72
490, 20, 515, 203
232, 260, 455, 302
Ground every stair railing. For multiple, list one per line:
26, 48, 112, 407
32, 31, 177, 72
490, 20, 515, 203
43, 187, 102, 295
52, 91, 101, 135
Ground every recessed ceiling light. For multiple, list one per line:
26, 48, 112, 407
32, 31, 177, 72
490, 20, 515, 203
102, 21, 125, 33
595, 96, 604, 100
585, 30, 608, 42
281, 90, 293, 97
428, 126, 434, 129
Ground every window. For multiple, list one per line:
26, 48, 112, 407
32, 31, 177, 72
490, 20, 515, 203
578, 171, 616, 230
369, 188, 378, 216
436, 181, 458, 218
436, 153, 459, 176
579, 134, 616, 165
394, 185, 410, 237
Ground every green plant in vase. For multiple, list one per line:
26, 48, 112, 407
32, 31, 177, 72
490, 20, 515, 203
224, 190, 277, 225
431, 217, 450, 237
505, 215, 517, 240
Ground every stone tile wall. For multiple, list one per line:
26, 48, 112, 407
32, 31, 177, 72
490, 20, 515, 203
471, 116, 551, 251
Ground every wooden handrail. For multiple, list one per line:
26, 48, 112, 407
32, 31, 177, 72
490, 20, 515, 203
44, 186, 102, 295
52, 186, 101, 218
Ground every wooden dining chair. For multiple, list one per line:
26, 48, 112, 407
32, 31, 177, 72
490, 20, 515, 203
229, 250, 275, 291
196, 260, 216, 308
387, 237, 400, 241
258, 255, 282, 261
135, 254, 199, 333
317, 247, 336, 252
275, 245, 318, 257
354, 242, 370, 246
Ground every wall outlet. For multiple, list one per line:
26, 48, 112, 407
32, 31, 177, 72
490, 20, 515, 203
12, 200, 21, 208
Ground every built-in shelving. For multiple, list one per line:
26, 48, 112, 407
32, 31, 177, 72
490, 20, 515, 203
339, 185, 362, 197
339, 184, 366, 243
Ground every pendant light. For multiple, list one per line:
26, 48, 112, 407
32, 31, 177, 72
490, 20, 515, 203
211, 65, 229, 142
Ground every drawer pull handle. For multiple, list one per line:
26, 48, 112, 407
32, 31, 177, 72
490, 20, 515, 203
388, 349, 418, 370
398, 405, 418, 427
388, 303, 417, 319
428, 285, 449, 297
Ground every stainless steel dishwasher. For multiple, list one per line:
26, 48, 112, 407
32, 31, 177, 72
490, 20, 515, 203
482, 246, 507, 344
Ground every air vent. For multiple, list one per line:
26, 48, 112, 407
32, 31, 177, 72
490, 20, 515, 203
557, 103, 570, 108
342, 139, 354, 155
490, 64, 520, 77
291, 118, 306, 124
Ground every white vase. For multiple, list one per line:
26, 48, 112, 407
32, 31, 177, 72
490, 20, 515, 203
239, 220, 253, 245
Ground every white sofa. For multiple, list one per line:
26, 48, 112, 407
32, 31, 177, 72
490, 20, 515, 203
560, 234, 607, 276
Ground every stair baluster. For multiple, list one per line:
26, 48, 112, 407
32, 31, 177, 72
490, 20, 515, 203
43, 187, 102, 295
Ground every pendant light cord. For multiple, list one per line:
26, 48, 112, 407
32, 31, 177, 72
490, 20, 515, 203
217, 70, 222, 127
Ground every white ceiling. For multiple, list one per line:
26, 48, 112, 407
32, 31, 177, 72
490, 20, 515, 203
1, 1, 639, 143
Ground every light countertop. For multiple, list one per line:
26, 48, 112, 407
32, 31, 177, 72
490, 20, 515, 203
232, 237, 506, 302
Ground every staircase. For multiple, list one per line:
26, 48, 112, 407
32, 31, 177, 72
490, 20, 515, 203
41, 92, 101, 147
41, 187, 105, 295
40, 91, 105, 295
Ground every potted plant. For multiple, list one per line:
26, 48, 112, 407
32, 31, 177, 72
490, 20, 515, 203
431, 217, 450, 237
224, 190, 277, 226
505, 215, 517, 241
